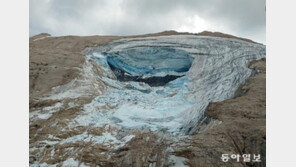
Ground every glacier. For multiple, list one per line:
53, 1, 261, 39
75, 35, 266, 135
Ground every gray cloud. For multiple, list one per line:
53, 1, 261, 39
30, 0, 265, 43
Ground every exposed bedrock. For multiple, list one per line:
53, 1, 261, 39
79, 35, 266, 135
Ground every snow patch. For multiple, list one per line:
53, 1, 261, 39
60, 131, 134, 149
62, 158, 79, 167
30, 162, 57, 167
168, 155, 189, 167
29, 102, 62, 121
33, 35, 52, 41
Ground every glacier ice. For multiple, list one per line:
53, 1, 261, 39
74, 35, 266, 135
104, 47, 193, 86
105, 47, 193, 76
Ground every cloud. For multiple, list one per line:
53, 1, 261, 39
30, 0, 265, 43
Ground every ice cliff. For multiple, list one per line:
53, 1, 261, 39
105, 47, 193, 86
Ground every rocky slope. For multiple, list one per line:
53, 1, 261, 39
29, 31, 266, 167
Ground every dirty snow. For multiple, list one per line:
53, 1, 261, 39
29, 102, 62, 121
60, 131, 134, 149
168, 155, 189, 167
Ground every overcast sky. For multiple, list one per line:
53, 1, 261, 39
30, 0, 266, 43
